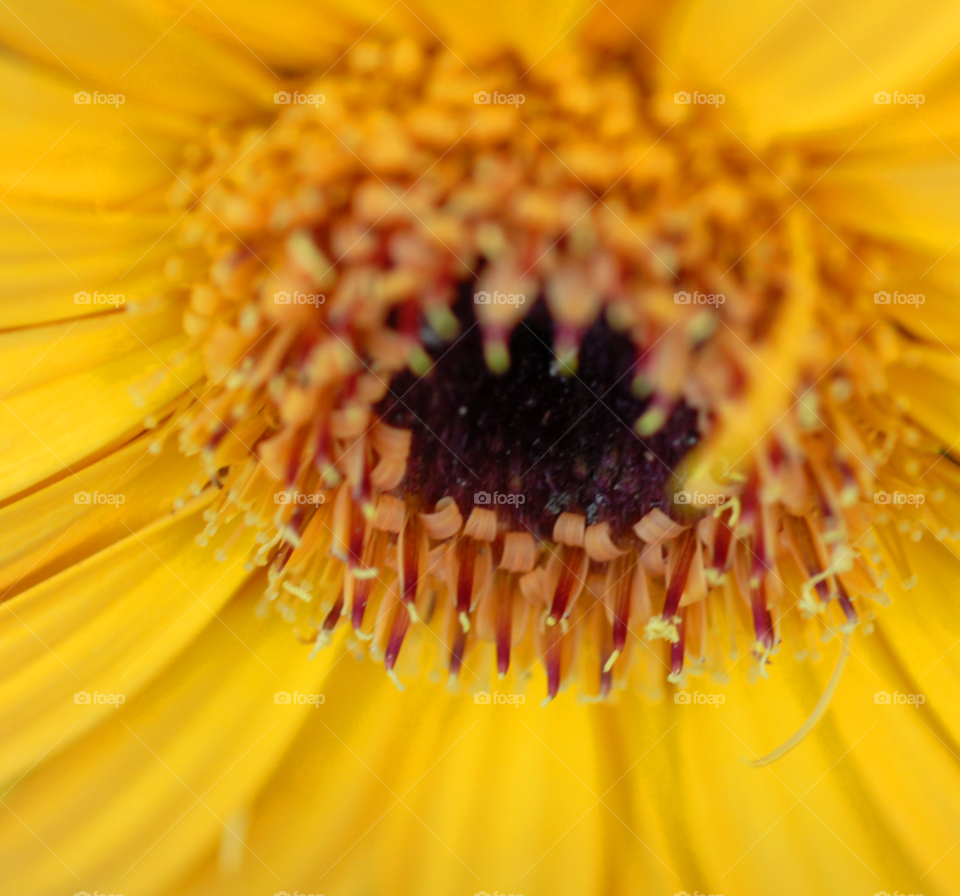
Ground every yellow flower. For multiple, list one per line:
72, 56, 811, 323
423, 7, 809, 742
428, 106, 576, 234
2, 1, 960, 895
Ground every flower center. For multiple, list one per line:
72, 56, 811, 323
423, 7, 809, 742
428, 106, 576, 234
157, 34, 950, 723
377, 291, 699, 540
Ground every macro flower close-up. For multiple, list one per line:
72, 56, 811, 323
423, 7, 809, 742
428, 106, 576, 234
3, 1, 960, 895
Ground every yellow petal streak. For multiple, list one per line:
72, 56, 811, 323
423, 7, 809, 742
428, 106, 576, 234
0, 334, 201, 501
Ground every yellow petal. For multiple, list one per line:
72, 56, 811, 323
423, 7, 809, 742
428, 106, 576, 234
873, 535, 960, 754
885, 364, 960, 450
0, 53, 199, 206
0, 427, 200, 599
0, 335, 200, 500
0, 577, 341, 896
176, 0, 374, 69
0, 202, 179, 328
0, 0, 274, 119
158, 629, 959, 895
812, 160, 960, 259
0, 495, 252, 783
0, 302, 182, 395
665, 0, 960, 143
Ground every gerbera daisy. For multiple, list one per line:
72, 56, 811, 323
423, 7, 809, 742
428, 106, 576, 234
2, 1, 959, 894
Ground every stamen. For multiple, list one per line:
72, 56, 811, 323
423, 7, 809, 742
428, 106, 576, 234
383, 603, 411, 687
448, 625, 468, 681
309, 588, 345, 659
546, 513, 588, 625
604, 553, 636, 673
668, 608, 688, 683
645, 529, 697, 643
705, 510, 734, 585
542, 621, 563, 706
494, 569, 513, 679
350, 519, 393, 637
742, 631, 852, 767
399, 510, 424, 619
